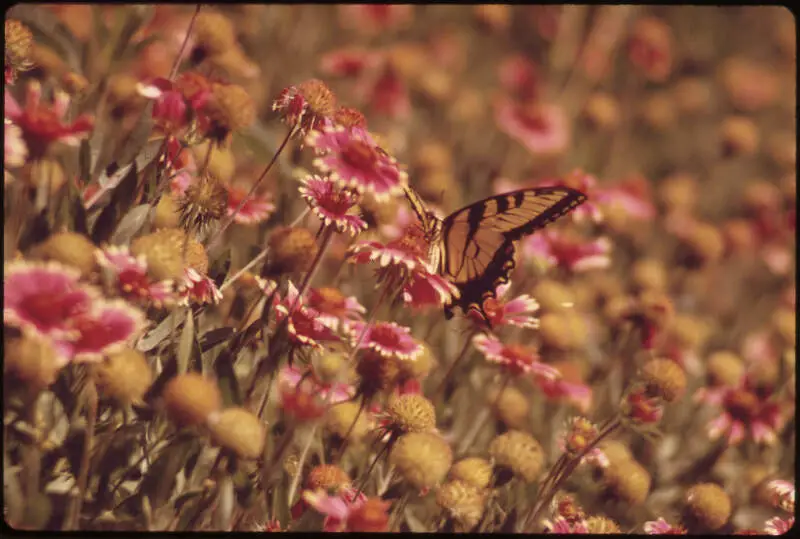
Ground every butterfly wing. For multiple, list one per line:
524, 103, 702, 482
440, 187, 587, 322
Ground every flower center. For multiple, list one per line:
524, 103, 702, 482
342, 140, 379, 170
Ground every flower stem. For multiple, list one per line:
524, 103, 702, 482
208, 124, 297, 252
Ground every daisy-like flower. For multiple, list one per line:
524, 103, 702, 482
96, 246, 175, 308
473, 334, 560, 381
274, 282, 340, 348
298, 175, 368, 236
4, 80, 94, 160
177, 268, 222, 306
4, 261, 96, 341
51, 299, 146, 364
466, 282, 540, 330
494, 98, 569, 155
523, 230, 612, 273
302, 487, 369, 532
4, 121, 27, 168
643, 518, 687, 534
401, 269, 459, 310
223, 183, 275, 225
306, 286, 366, 332
307, 124, 406, 201
347, 321, 422, 361
694, 376, 783, 446
273, 78, 337, 138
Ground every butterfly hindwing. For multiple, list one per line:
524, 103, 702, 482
440, 187, 586, 321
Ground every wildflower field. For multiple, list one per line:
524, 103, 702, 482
3, 4, 796, 533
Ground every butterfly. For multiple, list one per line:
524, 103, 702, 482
403, 184, 587, 324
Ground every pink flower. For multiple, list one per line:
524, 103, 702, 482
274, 282, 340, 349
298, 175, 367, 236
223, 184, 275, 225
467, 282, 540, 330
4, 261, 96, 341
4, 122, 27, 168
401, 269, 459, 310
96, 246, 175, 308
473, 334, 560, 380
306, 286, 366, 332
523, 230, 612, 272
337, 4, 413, 34
52, 299, 146, 363
644, 518, 687, 534
498, 54, 540, 101
695, 377, 783, 446
5, 81, 93, 159
347, 321, 422, 361
303, 487, 368, 532
307, 125, 406, 201
177, 268, 222, 306
495, 98, 569, 155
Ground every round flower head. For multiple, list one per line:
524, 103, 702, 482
91, 347, 153, 404
307, 124, 406, 201
602, 459, 651, 506
30, 232, 97, 278
348, 321, 422, 361
436, 480, 487, 531
273, 78, 337, 137
208, 407, 266, 459
488, 430, 545, 484
683, 483, 731, 531
449, 457, 493, 490
494, 98, 569, 155
162, 373, 223, 427
389, 431, 453, 491
298, 174, 367, 236
473, 333, 560, 381
130, 228, 208, 282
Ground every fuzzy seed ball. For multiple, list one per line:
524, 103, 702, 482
31, 232, 98, 277
436, 480, 487, 530
602, 459, 651, 506
131, 229, 208, 281
533, 280, 575, 312
390, 432, 453, 491
720, 116, 759, 157
684, 483, 732, 531
386, 394, 436, 433
153, 193, 181, 230
597, 440, 633, 468
449, 457, 493, 490
486, 386, 530, 430
325, 401, 372, 443
306, 464, 351, 493
4, 333, 62, 390
631, 258, 668, 293
640, 358, 687, 402
266, 226, 318, 276
585, 516, 621, 534
162, 373, 223, 427
209, 407, 266, 459
583, 92, 621, 130
193, 11, 237, 56
488, 430, 545, 484
92, 348, 153, 404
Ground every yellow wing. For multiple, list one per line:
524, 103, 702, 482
440, 187, 587, 322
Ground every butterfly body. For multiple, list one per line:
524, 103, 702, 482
404, 184, 587, 323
